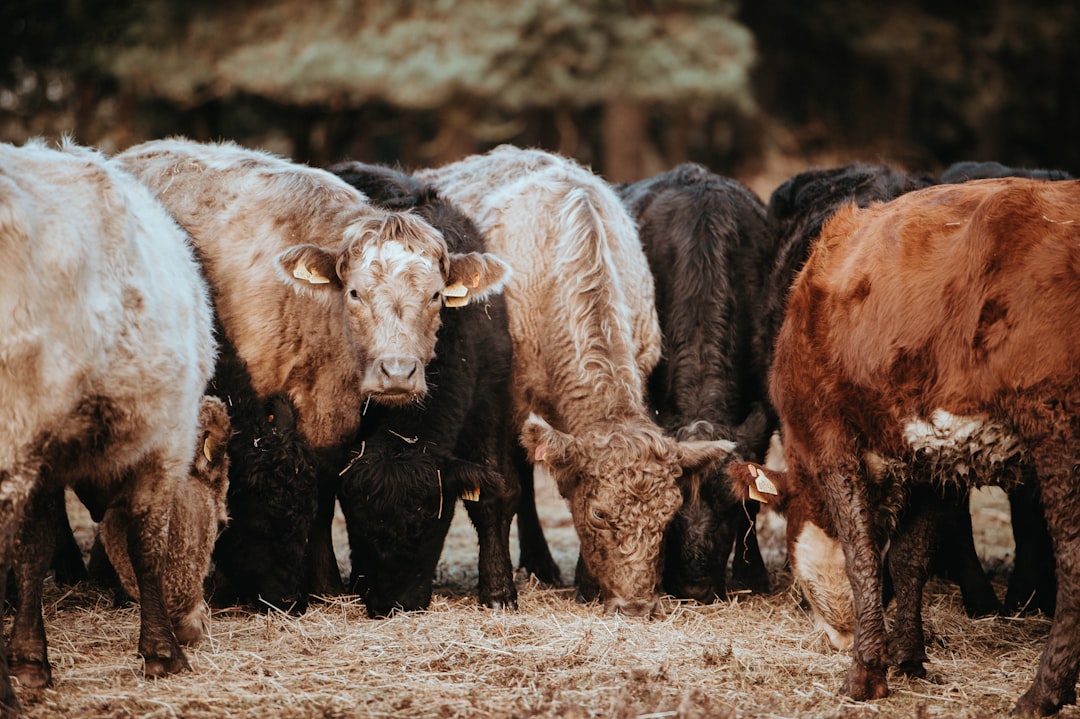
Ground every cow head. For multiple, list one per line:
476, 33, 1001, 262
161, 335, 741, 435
520, 413, 735, 617
339, 448, 507, 618
275, 210, 509, 405
728, 458, 855, 650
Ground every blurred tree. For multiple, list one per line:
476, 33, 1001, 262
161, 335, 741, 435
99, 0, 759, 176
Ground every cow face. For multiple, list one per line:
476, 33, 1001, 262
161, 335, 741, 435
521, 414, 735, 616
728, 460, 854, 650
275, 211, 509, 405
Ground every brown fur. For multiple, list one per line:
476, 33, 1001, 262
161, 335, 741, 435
760, 178, 1080, 715
420, 146, 735, 615
100, 396, 231, 645
114, 138, 508, 450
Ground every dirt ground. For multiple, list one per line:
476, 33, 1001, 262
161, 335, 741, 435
5, 473, 1072, 719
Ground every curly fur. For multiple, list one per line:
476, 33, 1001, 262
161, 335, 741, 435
422, 148, 736, 615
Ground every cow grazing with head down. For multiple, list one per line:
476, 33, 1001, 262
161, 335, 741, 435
98, 395, 231, 645
733, 178, 1080, 716
327, 159, 535, 616
0, 139, 215, 717
115, 139, 510, 609
419, 146, 736, 617
617, 163, 773, 603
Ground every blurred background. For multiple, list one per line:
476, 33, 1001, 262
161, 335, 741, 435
2, 0, 1077, 196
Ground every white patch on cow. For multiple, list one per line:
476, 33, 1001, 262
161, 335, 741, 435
358, 239, 435, 275
764, 431, 787, 472
792, 521, 854, 651
903, 409, 1025, 474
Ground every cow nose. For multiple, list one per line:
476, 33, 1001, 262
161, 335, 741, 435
378, 356, 419, 383
605, 596, 659, 618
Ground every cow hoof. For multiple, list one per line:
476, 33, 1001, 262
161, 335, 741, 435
893, 658, 927, 679
842, 661, 888, 701
0, 694, 22, 719
481, 589, 519, 611
9, 660, 51, 689
1013, 686, 1075, 717
142, 648, 191, 677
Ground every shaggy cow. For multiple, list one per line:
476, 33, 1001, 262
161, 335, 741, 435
99, 395, 231, 645
617, 163, 773, 603
328, 160, 537, 616
734, 178, 1080, 716
115, 139, 510, 608
419, 146, 735, 616
0, 139, 215, 717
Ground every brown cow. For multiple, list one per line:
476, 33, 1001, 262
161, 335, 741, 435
732, 178, 1080, 716
115, 139, 509, 603
419, 146, 735, 616
99, 395, 231, 645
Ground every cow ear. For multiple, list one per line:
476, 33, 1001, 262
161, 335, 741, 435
443, 252, 511, 307
520, 413, 580, 497
275, 244, 343, 294
193, 396, 231, 487
727, 461, 788, 507
675, 439, 737, 476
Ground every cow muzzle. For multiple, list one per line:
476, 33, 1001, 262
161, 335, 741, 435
362, 356, 426, 403
604, 595, 660, 618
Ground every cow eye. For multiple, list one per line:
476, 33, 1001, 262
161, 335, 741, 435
348, 288, 361, 301
431, 290, 441, 303
588, 506, 610, 527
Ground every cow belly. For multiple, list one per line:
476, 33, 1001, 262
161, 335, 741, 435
901, 409, 1027, 484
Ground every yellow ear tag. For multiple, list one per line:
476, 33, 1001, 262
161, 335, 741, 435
203, 436, 215, 462
747, 464, 778, 503
460, 486, 481, 502
293, 263, 330, 285
444, 281, 469, 308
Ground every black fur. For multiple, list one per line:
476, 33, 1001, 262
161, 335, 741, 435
618, 163, 774, 602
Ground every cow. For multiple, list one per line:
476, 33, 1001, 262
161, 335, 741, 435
418, 146, 736, 617
616, 163, 774, 603
327, 160, 540, 616
936, 160, 1073, 618
0, 138, 215, 718
732, 178, 1080, 716
114, 138, 510, 609
98, 395, 231, 645
756, 163, 1012, 616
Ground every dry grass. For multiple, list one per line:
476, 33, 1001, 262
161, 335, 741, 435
10, 484, 1075, 719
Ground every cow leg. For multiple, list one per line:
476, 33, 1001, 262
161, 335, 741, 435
0, 565, 18, 719
125, 462, 189, 678
730, 502, 770, 594
1013, 439, 1080, 717
886, 486, 942, 677
7, 481, 58, 689
512, 449, 562, 586
306, 468, 345, 598
938, 486, 1000, 617
1004, 476, 1056, 616
50, 487, 87, 586
462, 468, 518, 610
821, 457, 889, 701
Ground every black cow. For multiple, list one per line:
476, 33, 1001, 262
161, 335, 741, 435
618, 163, 774, 602
205, 329, 317, 612
329, 161, 555, 616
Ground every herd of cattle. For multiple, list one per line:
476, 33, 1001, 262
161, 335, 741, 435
0, 136, 1076, 717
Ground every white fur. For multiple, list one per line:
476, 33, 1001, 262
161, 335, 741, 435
792, 521, 854, 651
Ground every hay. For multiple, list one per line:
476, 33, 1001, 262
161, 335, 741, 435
11, 486, 1065, 718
